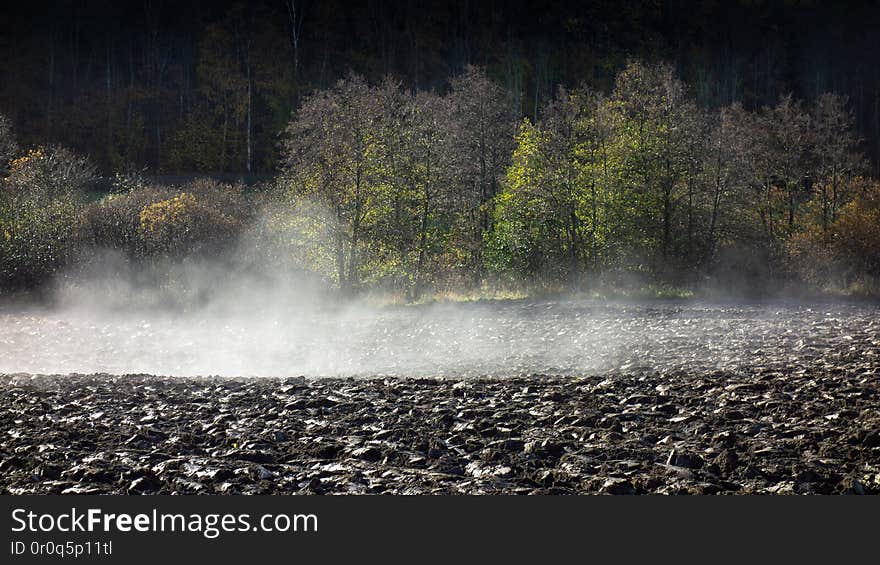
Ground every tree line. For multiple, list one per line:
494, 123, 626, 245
278, 62, 875, 296
1, 62, 879, 298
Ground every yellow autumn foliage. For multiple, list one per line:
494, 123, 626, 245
139, 192, 198, 234
8, 147, 45, 171
130, 188, 244, 257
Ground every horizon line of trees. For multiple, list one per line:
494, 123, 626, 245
277, 61, 876, 296
2, 61, 880, 298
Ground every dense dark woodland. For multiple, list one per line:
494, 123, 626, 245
1, 0, 880, 297
3, 0, 880, 175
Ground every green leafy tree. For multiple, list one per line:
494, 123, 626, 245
611, 60, 702, 270
490, 86, 618, 288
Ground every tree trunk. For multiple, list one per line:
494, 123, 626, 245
347, 166, 363, 292
221, 94, 228, 169
686, 177, 693, 261
47, 39, 55, 136
821, 182, 830, 237
662, 189, 672, 262
708, 174, 722, 265
246, 63, 253, 174
155, 124, 161, 170
590, 180, 598, 271
569, 208, 579, 290
336, 230, 346, 289
106, 40, 113, 157
831, 172, 840, 223
414, 190, 430, 301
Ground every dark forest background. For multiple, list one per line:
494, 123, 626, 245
2, 0, 880, 177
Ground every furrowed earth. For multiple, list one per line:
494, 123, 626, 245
1, 300, 878, 494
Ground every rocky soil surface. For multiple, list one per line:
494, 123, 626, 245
2, 368, 878, 494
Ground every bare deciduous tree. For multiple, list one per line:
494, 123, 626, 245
811, 93, 863, 234
281, 74, 380, 290
447, 65, 517, 287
